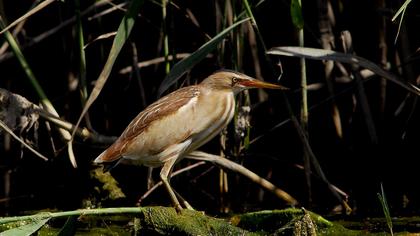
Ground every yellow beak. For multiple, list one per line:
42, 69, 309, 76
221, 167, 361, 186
239, 79, 288, 90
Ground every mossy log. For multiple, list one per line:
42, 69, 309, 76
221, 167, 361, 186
1, 207, 385, 235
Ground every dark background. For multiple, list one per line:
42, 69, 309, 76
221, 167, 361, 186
0, 0, 419, 218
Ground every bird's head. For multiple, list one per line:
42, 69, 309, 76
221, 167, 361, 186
201, 69, 288, 94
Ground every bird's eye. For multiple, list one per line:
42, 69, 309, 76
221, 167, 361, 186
231, 77, 239, 85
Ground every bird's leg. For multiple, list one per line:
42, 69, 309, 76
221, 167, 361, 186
147, 167, 154, 189
160, 157, 183, 212
173, 189, 194, 210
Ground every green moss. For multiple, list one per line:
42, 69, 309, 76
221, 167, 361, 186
137, 207, 255, 235
231, 208, 363, 235
28, 207, 255, 235
90, 168, 126, 201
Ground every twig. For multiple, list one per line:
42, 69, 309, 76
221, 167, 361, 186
0, 0, 56, 35
119, 53, 208, 74
185, 151, 298, 206
341, 31, 378, 144
290, 115, 352, 213
88, 2, 128, 21
294, 164, 348, 199
37, 109, 116, 144
0, 120, 48, 161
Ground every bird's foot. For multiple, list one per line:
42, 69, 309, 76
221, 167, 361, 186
181, 199, 194, 211
175, 204, 183, 213
174, 190, 195, 211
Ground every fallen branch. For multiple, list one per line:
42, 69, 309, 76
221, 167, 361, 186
185, 151, 298, 206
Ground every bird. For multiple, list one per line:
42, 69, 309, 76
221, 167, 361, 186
94, 69, 287, 211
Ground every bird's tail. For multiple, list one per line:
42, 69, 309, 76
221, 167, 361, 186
93, 150, 107, 163
93, 149, 121, 172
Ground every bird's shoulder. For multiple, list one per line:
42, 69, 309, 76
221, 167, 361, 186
121, 85, 201, 141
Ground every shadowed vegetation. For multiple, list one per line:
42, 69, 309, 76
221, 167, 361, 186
0, 0, 419, 234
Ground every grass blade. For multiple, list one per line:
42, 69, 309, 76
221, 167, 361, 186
291, 0, 310, 204
242, 0, 271, 67
0, 208, 145, 225
157, 17, 250, 97
377, 183, 393, 235
0, 0, 55, 35
290, 0, 304, 29
75, 0, 87, 103
391, 0, 412, 22
391, 0, 412, 44
73, 0, 144, 138
267, 46, 420, 95
0, 217, 51, 236
161, 0, 170, 74
57, 216, 78, 236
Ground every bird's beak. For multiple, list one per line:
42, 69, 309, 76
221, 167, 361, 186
239, 79, 288, 90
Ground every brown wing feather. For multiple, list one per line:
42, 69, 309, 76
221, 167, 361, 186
95, 86, 200, 163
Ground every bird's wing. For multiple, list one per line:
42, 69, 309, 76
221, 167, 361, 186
95, 86, 200, 163
121, 86, 200, 141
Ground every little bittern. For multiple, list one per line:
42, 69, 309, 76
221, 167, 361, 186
94, 70, 287, 211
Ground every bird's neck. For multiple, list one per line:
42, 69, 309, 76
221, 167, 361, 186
201, 84, 234, 96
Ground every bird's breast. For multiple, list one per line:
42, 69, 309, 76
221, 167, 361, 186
186, 90, 235, 152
